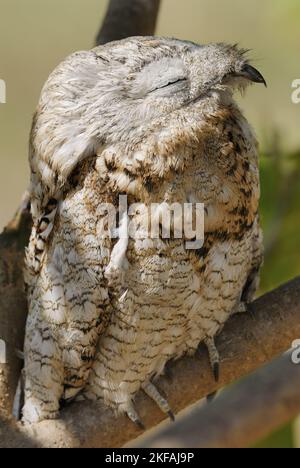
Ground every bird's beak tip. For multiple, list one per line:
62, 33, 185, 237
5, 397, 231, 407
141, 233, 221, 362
241, 64, 267, 88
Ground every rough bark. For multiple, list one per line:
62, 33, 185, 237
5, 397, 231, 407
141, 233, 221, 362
96, 0, 161, 46
0, 277, 299, 448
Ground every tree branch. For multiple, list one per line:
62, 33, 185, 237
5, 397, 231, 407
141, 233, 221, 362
0, 277, 299, 448
136, 351, 300, 448
96, 0, 161, 46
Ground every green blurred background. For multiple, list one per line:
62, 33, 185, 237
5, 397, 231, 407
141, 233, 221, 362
0, 0, 299, 448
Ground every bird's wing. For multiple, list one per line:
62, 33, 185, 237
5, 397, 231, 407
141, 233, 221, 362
241, 215, 264, 303
23, 155, 128, 419
26, 50, 103, 275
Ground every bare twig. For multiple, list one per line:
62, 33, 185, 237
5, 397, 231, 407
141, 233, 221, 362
0, 277, 299, 448
96, 0, 161, 46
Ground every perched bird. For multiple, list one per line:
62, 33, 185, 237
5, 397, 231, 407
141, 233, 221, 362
23, 37, 265, 425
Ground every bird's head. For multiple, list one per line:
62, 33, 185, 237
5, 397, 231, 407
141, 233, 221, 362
32, 37, 266, 190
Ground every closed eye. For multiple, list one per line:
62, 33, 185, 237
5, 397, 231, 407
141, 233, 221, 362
158, 77, 187, 89
151, 77, 187, 93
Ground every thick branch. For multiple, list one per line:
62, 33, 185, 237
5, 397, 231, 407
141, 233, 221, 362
136, 351, 300, 448
96, 0, 161, 45
0, 277, 299, 448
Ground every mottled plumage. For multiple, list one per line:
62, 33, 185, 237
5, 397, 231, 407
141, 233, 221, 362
23, 37, 264, 425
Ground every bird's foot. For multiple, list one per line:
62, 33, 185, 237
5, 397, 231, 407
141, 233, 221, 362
123, 402, 145, 430
142, 381, 175, 422
204, 337, 220, 382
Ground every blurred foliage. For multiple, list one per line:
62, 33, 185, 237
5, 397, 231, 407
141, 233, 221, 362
251, 145, 300, 448
254, 422, 294, 449
260, 146, 300, 293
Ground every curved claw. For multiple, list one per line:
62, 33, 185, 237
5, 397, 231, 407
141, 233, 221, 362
124, 402, 145, 430
206, 391, 218, 403
134, 418, 145, 431
142, 381, 174, 421
213, 362, 220, 382
167, 410, 175, 422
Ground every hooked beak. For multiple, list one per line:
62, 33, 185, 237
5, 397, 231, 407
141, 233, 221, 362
239, 64, 267, 87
